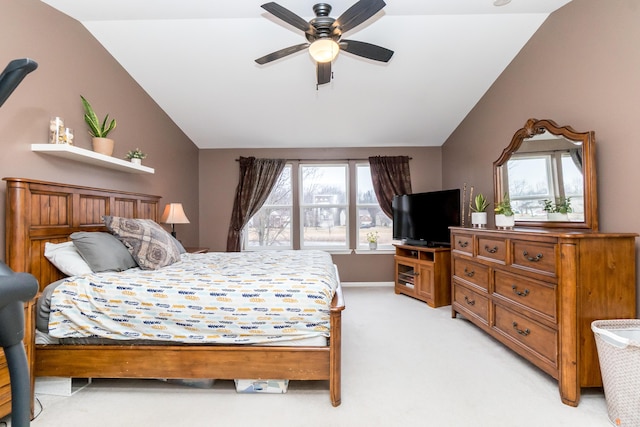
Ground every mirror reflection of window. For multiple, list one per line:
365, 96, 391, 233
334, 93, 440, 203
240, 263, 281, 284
507, 155, 552, 220
560, 153, 584, 220
506, 151, 584, 222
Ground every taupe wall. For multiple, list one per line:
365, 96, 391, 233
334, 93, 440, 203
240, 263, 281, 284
442, 1, 640, 303
199, 147, 442, 282
0, 0, 200, 252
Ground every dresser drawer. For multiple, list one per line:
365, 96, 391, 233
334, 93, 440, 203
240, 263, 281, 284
511, 240, 557, 275
453, 282, 489, 323
494, 270, 557, 321
453, 257, 490, 291
494, 304, 557, 366
0, 354, 7, 388
477, 236, 507, 263
0, 382, 10, 408
451, 232, 473, 256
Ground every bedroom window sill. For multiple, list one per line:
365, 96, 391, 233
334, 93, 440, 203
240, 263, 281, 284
31, 144, 155, 174
352, 249, 395, 255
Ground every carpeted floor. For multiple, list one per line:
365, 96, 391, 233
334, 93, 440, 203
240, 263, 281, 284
4, 286, 612, 426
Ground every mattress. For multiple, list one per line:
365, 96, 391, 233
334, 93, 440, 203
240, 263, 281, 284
38, 250, 338, 345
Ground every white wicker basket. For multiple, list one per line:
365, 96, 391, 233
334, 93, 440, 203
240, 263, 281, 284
592, 319, 640, 426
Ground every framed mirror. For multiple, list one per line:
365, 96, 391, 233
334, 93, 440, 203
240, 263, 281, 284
493, 118, 598, 231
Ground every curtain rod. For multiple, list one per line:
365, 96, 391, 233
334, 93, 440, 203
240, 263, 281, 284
235, 157, 412, 162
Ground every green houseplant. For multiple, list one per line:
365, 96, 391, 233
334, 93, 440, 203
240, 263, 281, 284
542, 197, 572, 220
125, 148, 146, 165
81, 95, 117, 156
471, 193, 490, 213
494, 193, 515, 229
470, 193, 489, 228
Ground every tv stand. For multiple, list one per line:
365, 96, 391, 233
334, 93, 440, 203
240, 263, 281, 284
402, 239, 450, 248
394, 244, 452, 308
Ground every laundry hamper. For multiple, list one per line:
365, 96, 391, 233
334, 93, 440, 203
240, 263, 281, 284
592, 319, 640, 426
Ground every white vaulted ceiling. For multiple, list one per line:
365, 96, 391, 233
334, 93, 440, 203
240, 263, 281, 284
40, 0, 572, 149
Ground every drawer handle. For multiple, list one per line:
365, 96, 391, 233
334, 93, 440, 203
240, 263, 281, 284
512, 321, 531, 336
458, 240, 469, 248
484, 245, 498, 254
522, 251, 543, 262
511, 285, 530, 297
464, 296, 475, 306
463, 267, 475, 277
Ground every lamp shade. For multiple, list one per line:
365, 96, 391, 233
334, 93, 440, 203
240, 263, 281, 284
161, 203, 190, 225
309, 39, 339, 63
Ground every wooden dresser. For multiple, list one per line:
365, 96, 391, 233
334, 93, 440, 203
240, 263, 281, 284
0, 301, 35, 419
450, 226, 636, 406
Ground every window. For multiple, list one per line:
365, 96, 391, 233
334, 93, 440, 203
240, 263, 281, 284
300, 164, 348, 249
245, 165, 293, 249
356, 165, 392, 249
244, 161, 389, 251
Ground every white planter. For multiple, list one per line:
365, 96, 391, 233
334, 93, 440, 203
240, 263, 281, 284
130, 158, 142, 165
547, 212, 568, 221
368, 241, 377, 250
471, 212, 488, 228
495, 214, 515, 229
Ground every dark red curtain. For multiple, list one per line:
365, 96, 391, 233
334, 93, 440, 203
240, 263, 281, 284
369, 156, 412, 218
226, 157, 286, 252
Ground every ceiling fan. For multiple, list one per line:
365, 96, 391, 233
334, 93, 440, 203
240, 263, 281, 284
255, 0, 394, 87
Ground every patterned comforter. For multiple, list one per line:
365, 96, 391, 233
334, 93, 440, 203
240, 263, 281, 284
48, 250, 338, 344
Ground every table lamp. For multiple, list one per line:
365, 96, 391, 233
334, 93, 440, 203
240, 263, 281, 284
160, 203, 190, 238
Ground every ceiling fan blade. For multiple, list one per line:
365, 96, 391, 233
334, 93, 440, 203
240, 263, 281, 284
261, 2, 312, 33
339, 39, 393, 62
333, 0, 386, 33
255, 43, 309, 65
317, 62, 332, 86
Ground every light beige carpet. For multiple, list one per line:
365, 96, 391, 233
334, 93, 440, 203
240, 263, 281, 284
4, 286, 611, 426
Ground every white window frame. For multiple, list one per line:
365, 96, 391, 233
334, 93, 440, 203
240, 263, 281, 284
355, 163, 391, 250
243, 164, 293, 250
243, 160, 394, 253
299, 163, 349, 251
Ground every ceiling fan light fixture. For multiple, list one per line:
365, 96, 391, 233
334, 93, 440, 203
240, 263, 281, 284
309, 39, 339, 63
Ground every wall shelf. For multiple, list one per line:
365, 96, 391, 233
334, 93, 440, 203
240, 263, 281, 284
31, 144, 154, 174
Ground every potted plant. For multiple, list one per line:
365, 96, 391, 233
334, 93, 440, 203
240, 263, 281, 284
125, 148, 146, 165
81, 95, 117, 156
494, 193, 515, 229
542, 197, 572, 221
470, 193, 489, 228
366, 231, 379, 250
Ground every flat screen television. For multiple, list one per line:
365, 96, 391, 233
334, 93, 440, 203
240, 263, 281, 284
392, 189, 461, 247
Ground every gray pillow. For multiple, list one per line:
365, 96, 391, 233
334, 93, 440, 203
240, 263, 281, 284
171, 235, 186, 254
102, 216, 181, 270
70, 231, 138, 272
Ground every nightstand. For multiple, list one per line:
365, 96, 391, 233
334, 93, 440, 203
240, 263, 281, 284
185, 247, 209, 254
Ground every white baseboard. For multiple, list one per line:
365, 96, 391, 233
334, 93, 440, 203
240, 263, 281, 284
342, 282, 393, 287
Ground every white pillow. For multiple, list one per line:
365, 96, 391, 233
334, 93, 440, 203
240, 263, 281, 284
44, 241, 93, 276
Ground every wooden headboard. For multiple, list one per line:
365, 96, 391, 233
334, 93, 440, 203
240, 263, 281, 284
4, 178, 161, 292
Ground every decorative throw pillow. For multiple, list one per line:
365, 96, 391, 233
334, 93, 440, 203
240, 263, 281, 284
171, 235, 186, 254
70, 232, 138, 272
102, 216, 181, 270
44, 241, 93, 276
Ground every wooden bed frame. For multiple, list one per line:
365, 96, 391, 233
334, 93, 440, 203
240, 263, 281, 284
4, 177, 344, 406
